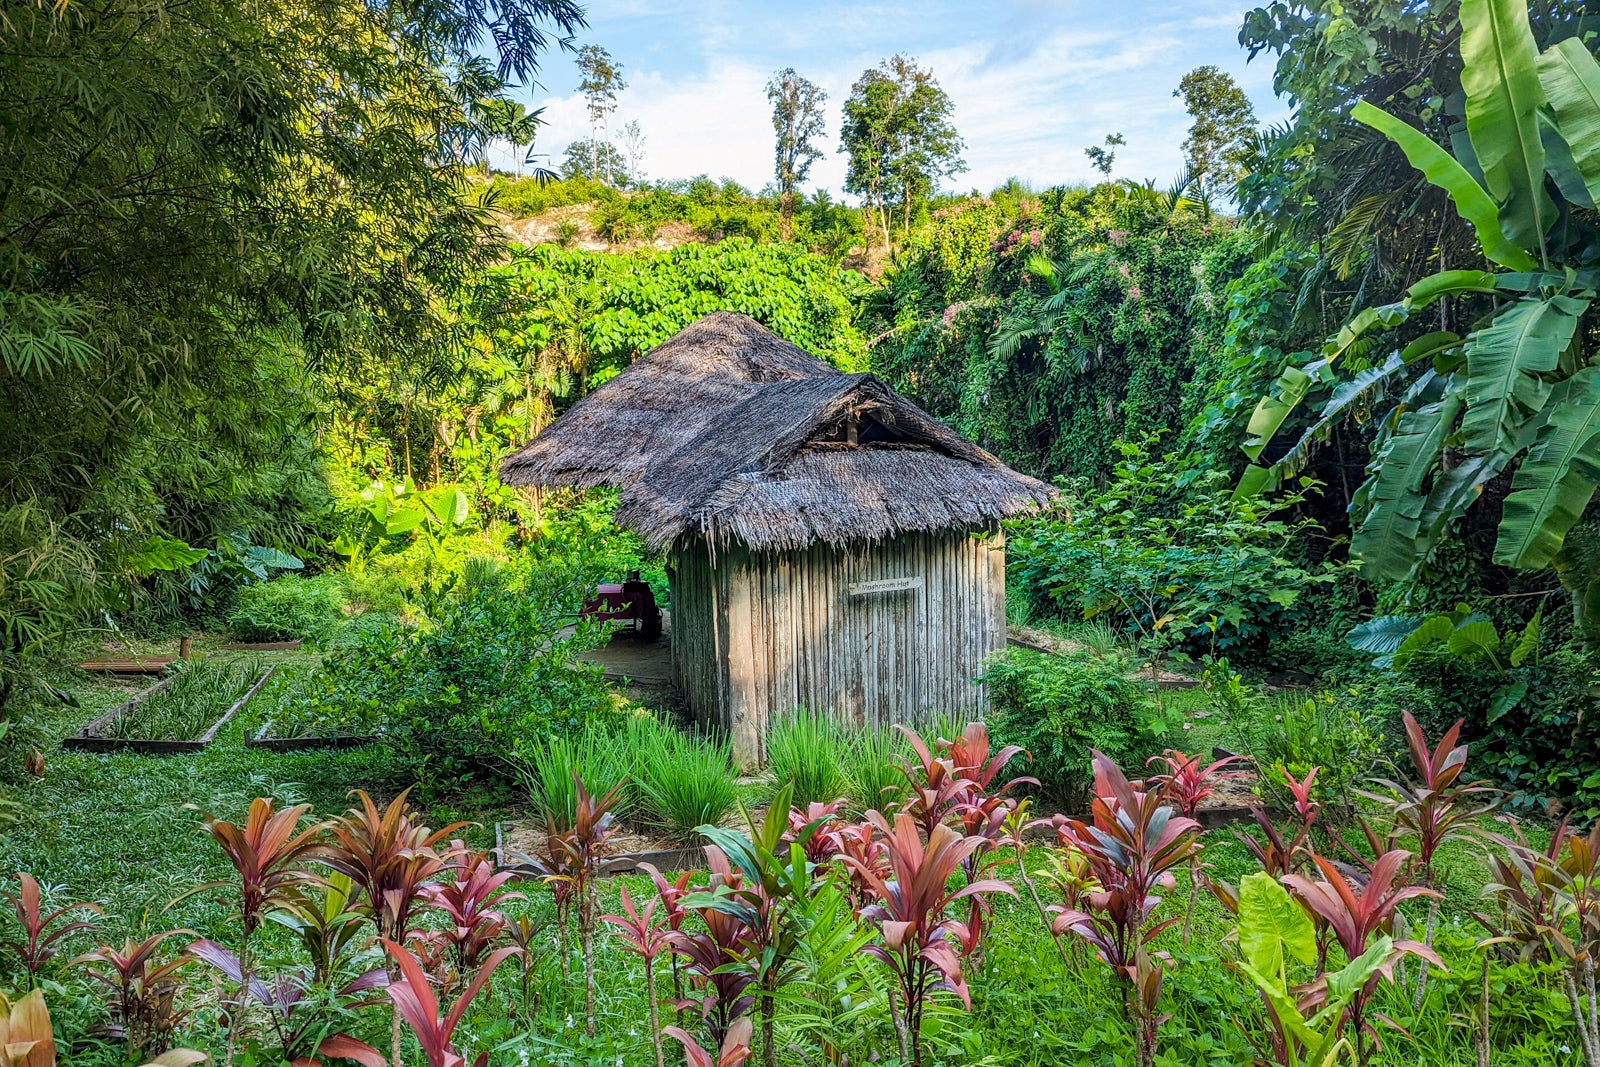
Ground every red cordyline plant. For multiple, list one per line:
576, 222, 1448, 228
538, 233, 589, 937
602, 884, 672, 1067
891, 725, 979, 839
783, 800, 846, 864
189, 796, 328, 1064
1049, 751, 1199, 1067
1282, 850, 1442, 1066
1211, 766, 1323, 914
188, 939, 387, 1067
841, 810, 1015, 1067
3, 872, 100, 986
423, 843, 525, 991
1146, 749, 1250, 943
1361, 711, 1496, 1006
322, 789, 466, 1067
382, 939, 520, 1067
530, 775, 623, 1038
663, 1016, 754, 1067
72, 931, 194, 1059
666, 847, 757, 1048
640, 862, 693, 1023
829, 820, 888, 911
1482, 818, 1600, 1067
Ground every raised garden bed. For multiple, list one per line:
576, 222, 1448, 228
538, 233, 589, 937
63, 662, 274, 754
77, 656, 175, 675
222, 639, 302, 652
493, 822, 701, 878
246, 723, 377, 751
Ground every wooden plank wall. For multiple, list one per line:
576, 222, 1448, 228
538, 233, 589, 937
671, 529, 1006, 767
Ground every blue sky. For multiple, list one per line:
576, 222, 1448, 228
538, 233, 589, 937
491, 0, 1291, 196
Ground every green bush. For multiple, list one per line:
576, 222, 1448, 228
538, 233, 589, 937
294, 554, 619, 789
838, 725, 909, 816
1403, 643, 1600, 819
227, 575, 345, 642
1249, 691, 1384, 809
980, 647, 1152, 804
628, 716, 737, 842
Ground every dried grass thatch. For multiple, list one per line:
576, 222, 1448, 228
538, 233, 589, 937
500, 311, 1055, 551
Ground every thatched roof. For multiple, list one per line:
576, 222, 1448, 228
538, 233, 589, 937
500, 311, 1055, 551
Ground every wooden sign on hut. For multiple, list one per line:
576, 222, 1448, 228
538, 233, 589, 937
500, 312, 1055, 767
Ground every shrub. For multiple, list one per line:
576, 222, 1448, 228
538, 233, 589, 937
840, 725, 910, 816
980, 647, 1151, 804
1404, 643, 1600, 819
1248, 690, 1383, 809
765, 709, 852, 808
294, 554, 619, 788
627, 717, 737, 842
227, 574, 345, 642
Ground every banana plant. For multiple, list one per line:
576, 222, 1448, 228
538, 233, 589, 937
1237, 0, 1600, 583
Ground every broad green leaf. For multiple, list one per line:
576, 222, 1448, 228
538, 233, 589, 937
1352, 397, 1459, 583
1494, 366, 1600, 568
1405, 271, 1501, 306
1352, 102, 1536, 271
1511, 604, 1542, 667
1460, 0, 1552, 252
1273, 355, 1408, 478
127, 537, 209, 576
1242, 363, 1315, 462
1321, 936, 1395, 1014
1233, 463, 1274, 500
1460, 296, 1586, 457
1393, 614, 1456, 669
1538, 38, 1600, 205
1450, 618, 1502, 658
382, 506, 427, 537
1346, 614, 1426, 659
243, 545, 303, 572
1487, 679, 1529, 722
1399, 330, 1464, 367
1238, 872, 1316, 978
1541, 114, 1597, 209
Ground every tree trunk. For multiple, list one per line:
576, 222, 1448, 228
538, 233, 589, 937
1413, 894, 1440, 1009
760, 970, 777, 1067
779, 191, 794, 241
582, 897, 596, 1037
646, 962, 664, 1067
1476, 951, 1491, 1067
888, 984, 910, 1067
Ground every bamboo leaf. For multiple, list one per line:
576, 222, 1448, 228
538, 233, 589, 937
1460, 0, 1553, 252
1352, 101, 1536, 271
1538, 37, 1600, 204
1494, 366, 1600, 568
1510, 605, 1542, 667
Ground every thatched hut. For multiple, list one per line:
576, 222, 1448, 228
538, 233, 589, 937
501, 311, 1054, 766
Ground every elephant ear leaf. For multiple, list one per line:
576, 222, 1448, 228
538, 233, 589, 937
1510, 604, 1542, 667
1537, 37, 1600, 206
1449, 619, 1502, 659
1460, 0, 1552, 251
1494, 365, 1600, 569
1346, 615, 1426, 667
1352, 100, 1535, 271
1393, 615, 1455, 670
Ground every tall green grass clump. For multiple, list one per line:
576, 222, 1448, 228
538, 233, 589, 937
766, 709, 854, 808
519, 731, 632, 829
841, 724, 909, 816
627, 716, 737, 843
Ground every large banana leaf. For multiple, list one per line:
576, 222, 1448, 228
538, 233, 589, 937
1538, 37, 1600, 205
1351, 395, 1460, 582
1460, 0, 1553, 252
1460, 295, 1585, 456
1495, 366, 1600, 568
1274, 354, 1408, 476
1242, 362, 1318, 463
1353, 101, 1536, 271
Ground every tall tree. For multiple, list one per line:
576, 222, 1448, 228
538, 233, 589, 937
766, 68, 828, 239
573, 44, 626, 186
840, 55, 965, 249
1174, 66, 1257, 198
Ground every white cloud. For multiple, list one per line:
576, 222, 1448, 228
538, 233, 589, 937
488, 1, 1291, 199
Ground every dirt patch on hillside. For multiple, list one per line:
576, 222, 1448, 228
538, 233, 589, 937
498, 206, 702, 253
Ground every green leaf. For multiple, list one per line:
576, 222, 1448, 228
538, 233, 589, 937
1242, 363, 1316, 463
1352, 101, 1536, 271
1405, 271, 1501, 306
1273, 355, 1409, 479
1494, 366, 1600, 568
1393, 614, 1456, 670
1352, 397, 1460, 583
1460, 0, 1553, 252
1346, 615, 1426, 661
126, 536, 209, 576
1460, 295, 1586, 457
1238, 871, 1316, 978
1399, 330, 1465, 368
1488, 678, 1529, 722
1449, 619, 1502, 658
1510, 604, 1542, 667
1538, 38, 1600, 205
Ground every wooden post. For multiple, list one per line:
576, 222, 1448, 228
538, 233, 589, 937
179, 636, 192, 660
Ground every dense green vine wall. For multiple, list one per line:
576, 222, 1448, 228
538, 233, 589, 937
865, 186, 1256, 480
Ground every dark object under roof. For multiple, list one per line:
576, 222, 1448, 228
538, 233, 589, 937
499, 311, 1054, 551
